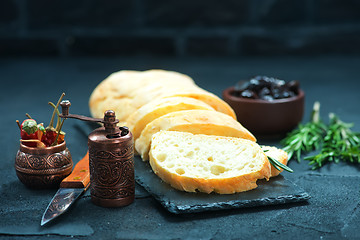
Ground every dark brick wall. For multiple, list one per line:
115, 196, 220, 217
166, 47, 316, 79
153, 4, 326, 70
1, 0, 360, 57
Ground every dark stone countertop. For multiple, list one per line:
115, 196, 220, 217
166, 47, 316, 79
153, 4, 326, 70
0, 56, 359, 240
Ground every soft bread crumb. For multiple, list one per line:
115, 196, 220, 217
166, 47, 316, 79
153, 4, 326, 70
135, 109, 256, 161
149, 131, 271, 194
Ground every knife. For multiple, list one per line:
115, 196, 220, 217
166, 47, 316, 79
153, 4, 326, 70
41, 152, 90, 226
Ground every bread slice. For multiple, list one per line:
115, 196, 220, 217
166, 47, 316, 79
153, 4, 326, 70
149, 131, 271, 194
89, 69, 236, 125
159, 86, 236, 120
126, 97, 216, 141
135, 110, 256, 160
89, 69, 197, 123
261, 146, 289, 177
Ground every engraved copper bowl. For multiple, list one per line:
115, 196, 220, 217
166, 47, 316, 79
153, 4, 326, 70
15, 141, 73, 189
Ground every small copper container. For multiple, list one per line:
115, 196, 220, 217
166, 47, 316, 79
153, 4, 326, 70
59, 100, 135, 208
15, 141, 73, 189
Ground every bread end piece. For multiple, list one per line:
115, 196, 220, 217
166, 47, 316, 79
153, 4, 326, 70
261, 145, 289, 177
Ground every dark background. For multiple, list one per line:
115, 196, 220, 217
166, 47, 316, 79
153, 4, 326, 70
1, 0, 360, 57
1, 1, 360, 240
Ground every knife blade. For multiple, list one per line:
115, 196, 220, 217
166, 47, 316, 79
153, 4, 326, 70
41, 152, 90, 226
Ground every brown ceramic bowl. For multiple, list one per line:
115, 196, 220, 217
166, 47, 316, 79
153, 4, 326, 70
222, 87, 305, 136
15, 141, 73, 189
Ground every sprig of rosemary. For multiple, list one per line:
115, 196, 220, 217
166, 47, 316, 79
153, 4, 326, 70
281, 101, 360, 169
269, 156, 294, 173
281, 101, 327, 161
305, 113, 360, 169
263, 149, 294, 173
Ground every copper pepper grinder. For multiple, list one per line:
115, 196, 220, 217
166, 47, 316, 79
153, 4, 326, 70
59, 100, 135, 207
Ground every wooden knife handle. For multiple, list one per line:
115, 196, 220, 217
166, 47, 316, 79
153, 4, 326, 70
60, 151, 90, 188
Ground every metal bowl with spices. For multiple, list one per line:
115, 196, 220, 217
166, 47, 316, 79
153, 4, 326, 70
15, 141, 73, 189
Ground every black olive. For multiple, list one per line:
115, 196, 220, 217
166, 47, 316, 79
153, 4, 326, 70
257, 76, 271, 87
234, 80, 250, 92
286, 80, 300, 94
281, 90, 295, 98
263, 76, 274, 84
269, 78, 281, 89
240, 90, 257, 99
248, 79, 260, 91
272, 88, 282, 99
259, 87, 271, 98
261, 95, 274, 101
231, 76, 299, 100
253, 75, 264, 81
260, 80, 270, 89
254, 75, 270, 83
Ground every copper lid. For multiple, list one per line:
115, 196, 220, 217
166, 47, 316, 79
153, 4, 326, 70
88, 126, 130, 144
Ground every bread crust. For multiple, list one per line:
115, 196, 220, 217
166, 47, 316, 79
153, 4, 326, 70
89, 69, 236, 124
150, 161, 270, 194
149, 132, 271, 194
135, 110, 256, 160
159, 87, 236, 119
126, 97, 215, 141
89, 70, 196, 121
261, 146, 289, 177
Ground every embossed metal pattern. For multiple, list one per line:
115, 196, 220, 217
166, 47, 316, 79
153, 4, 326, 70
14, 142, 73, 189
15, 148, 72, 174
88, 130, 135, 207
58, 101, 134, 207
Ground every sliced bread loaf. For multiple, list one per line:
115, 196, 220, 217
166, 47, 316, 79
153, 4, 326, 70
89, 69, 236, 125
135, 109, 256, 160
126, 96, 215, 141
149, 131, 271, 194
89, 69, 197, 123
159, 86, 236, 119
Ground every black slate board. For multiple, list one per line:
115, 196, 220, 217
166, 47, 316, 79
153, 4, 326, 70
134, 156, 310, 214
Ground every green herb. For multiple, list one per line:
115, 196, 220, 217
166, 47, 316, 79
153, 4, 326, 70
263, 149, 294, 173
281, 102, 327, 161
305, 113, 360, 169
281, 101, 360, 169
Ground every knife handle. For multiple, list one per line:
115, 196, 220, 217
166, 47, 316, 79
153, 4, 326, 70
60, 152, 90, 189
